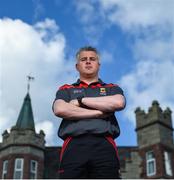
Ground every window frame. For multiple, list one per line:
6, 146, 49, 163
13, 158, 24, 179
164, 151, 173, 176
146, 151, 156, 177
2, 160, 8, 179
30, 160, 38, 179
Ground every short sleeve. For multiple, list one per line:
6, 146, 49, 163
52, 89, 70, 112
110, 85, 124, 96
54, 89, 70, 102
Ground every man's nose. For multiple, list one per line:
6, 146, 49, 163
86, 58, 91, 64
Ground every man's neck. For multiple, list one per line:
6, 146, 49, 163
79, 76, 99, 85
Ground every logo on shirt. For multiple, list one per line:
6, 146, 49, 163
100, 88, 106, 95
73, 89, 83, 94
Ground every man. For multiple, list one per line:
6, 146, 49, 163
53, 46, 126, 179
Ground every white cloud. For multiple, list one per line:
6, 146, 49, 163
74, 0, 95, 24
120, 59, 174, 124
0, 18, 76, 145
73, 0, 108, 45
121, 36, 174, 121
100, 50, 114, 63
35, 120, 55, 145
32, 0, 45, 21
94, 0, 174, 124
73, 0, 174, 126
99, 0, 174, 31
75, 0, 174, 44
72, 0, 174, 126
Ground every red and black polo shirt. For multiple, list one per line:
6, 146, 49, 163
53, 79, 125, 140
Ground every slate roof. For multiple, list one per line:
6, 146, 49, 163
15, 93, 35, 131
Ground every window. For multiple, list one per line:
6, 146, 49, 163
30, 160, 38, 179
146, 151, 156, 176
164, 151, 173, 176
2, 160, 8, 179
13, 158, 24, 179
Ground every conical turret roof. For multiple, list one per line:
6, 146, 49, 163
15, 93, 35, 131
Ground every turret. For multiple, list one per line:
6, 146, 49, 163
135, 100, 173, 148
0, 77, 45, 179
135, 100, 174, 179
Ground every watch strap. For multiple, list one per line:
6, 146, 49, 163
77, 97, 84, 107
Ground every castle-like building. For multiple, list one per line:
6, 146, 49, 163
0, 92, 174, 179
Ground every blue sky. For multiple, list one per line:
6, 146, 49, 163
0, 0, 174, 146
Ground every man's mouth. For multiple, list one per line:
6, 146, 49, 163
85, 66, 92, 69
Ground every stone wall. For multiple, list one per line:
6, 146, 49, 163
121, 150, 142, 179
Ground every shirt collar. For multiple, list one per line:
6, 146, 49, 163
72, 78, 106, 86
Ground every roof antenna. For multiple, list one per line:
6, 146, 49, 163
27, 75, 34, 93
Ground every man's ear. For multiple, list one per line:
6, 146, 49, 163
76, 63, 78, 71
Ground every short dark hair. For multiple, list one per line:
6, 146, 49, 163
76, 46, 100, 60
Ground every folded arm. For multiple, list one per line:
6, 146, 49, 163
53, 99, 111, 120
80, 94, 126, 112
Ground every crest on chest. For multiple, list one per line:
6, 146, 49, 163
99, 88, 106, 96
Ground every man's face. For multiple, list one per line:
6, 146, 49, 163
76, 51, 100, 78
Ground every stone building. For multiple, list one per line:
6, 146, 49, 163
0, 93, 45, 179
120, 101, 174, 179
0, 92, 174, 179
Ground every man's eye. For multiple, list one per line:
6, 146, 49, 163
80, 58, 86, 61
90, 58, 96, 61
79, 57, 97, 62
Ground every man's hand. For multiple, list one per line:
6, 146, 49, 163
69, 99, 114, 118
69, 99, 79, 107
53, 99, 113, 120
53, 99, 114, 120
